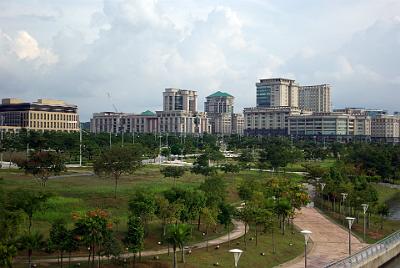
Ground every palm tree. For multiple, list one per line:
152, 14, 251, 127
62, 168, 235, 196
18, 231, 44, 268
164, 224, 191, 268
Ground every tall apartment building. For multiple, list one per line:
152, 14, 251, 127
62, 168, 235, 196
299, 84, 331, 112
0, 98, 79, 132
288, 112, 371, 141
157, 88, 210, 134
256, 78, 299, 108
243, 106, 305, 136
90, 111, 159, 134
204, 91, 243, 135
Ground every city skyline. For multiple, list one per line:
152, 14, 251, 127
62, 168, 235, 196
1, 0, 400, 120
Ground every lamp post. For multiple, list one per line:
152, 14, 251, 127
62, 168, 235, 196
320, 183, 326, 209
361, 204, 369, 241
229, 249, 243, 268
341, 193, 348, 224
345, 217, 355, 255
301, 230, 312, 268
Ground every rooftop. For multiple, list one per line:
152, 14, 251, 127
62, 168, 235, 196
207, 91, 233, 98
140, 110, 156, 116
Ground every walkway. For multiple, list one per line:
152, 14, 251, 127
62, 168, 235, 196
32, 220, 245, 264
279, 207, 367, 268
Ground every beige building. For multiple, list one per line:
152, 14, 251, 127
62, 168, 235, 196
232, 113, 244, 135
0, 98, 79, 132
371, 115, 400, 142
90, 111, 159, 134
256, 78, 299, 108
288, 112, 371, 140
299, 84, 331, 112
157, 88, 210, 134
244, 106, 304, 136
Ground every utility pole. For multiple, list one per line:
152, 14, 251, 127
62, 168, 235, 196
79, 123, 82, 167
159, 134, 162, 165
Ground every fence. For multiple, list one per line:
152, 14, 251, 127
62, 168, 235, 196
324, 230, 400, 267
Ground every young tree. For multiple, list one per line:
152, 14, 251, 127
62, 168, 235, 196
220, 163, 240, 174
16, 151, 65, 187
376, 204, 390, 230
199, 176, 226, 208
0, 242, 17, 268
8, 190, 50, 234
217, 203, 235, 246
160, 166, 186, 186
94, 146, 143, 199
200, 207, 218, 251
164, 224, 191, 267
18, 231, 45, 268
191, 154, 216, 177
48, 219, 68, 268
124, 215, 144, 266
128, 190, 156, 235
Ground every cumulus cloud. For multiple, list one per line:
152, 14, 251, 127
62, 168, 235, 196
1, 0, 400, 119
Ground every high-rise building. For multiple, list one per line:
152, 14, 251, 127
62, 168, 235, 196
0, 98, 79, 133
204, 91, 242, 135
371, 115, 400, 142
256, 78, 299, 108
157, 88, 210, 134
299, 84, 331, 112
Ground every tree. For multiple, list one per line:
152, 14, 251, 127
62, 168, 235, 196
199, 176, 226, 208
160, 166, 186, 186
124, 215, 144, 266
165, 224, 191, 267
8, 190, 50, 234
0, 243, 17, 268
259, 143, 302, 172
200, 207, 218, 251
94, 146, 143, 198
16, 151, 65, 187
74, 209, 111, 268
18, 231, 45, 268
220, 163, 240, 174
191, 154, 216, 177
128, 190, 156, 235
64, 230, 79, 267
217, 203, 235, 246
48, 219, 68, 268
102, 233, 122, 264
376, 204, 390, 230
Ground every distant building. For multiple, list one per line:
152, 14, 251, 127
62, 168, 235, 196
256, 78, 299, 108
157, 88, 210, 134
204, 91, 243, 135
288, 112, 371, 141
299, 84, 331, 112
0, 98, 79, 133
244, 106, 305, 136
90, 111, 159, 134
370, 115, 400, 142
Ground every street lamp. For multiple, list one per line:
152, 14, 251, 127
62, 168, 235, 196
345, 217, 355, 255
361, 204, 369, 241
229, 249, 243, 268
300, 230, 312, 268
341, 193, 348, 216
320, 183, 326, 209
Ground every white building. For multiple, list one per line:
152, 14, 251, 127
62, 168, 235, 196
256, 78, 299, 108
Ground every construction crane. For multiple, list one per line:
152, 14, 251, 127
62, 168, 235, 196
106, 92, 125, 147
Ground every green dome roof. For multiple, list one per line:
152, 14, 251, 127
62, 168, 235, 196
140, 110, 156, 116
207, 91, 233, 98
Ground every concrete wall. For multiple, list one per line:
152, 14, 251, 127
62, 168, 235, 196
359, 243, 400, 268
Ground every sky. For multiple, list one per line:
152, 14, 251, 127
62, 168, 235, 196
1, 0, 400, 121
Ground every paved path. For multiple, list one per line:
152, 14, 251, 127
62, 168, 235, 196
32, 220, 245, 264
278, 207, 367, 268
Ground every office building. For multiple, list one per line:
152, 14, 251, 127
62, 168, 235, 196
90, 111, 159, 134
204, 91, 244, 135
0, 98, 79, 132
288, 112, 371, 141
299, 84, 331, 112
371, 115, 400, 142
256, 78, 299, 108
244, 106, 304, 136
157, 88, 210, 134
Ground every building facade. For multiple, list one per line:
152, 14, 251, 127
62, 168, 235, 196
0, 98, 79, 132
244, 106, 304, 136
256, 78, 299, 108
299, 84, 331, 112
371, 115, 400, 142
157, 88, 210, 134
288, 112, 371, 141
90, 111, 159, 134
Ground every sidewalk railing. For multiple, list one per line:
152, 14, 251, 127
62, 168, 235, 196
324, 230, 400, 268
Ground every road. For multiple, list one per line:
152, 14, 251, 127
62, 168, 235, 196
278, 207, 367, 268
